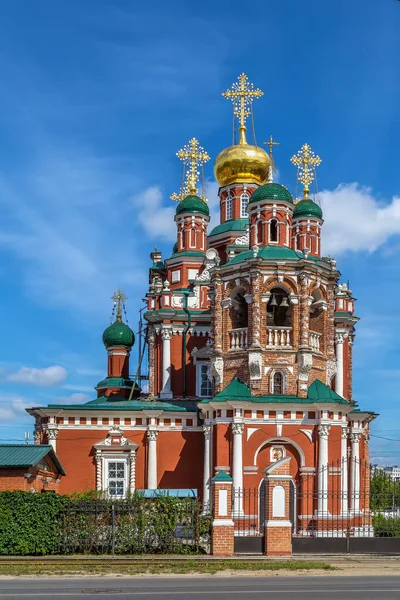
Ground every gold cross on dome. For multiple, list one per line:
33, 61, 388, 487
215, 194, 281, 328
170, 184, 189, 202
263, 135, 280, 159
111, 289, 127, 322
222, 73, 263, 130
176, 138, 210, 195
291, 143, 322, 199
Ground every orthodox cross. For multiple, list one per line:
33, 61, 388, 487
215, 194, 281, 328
170, 184, 189, 202
291, 143, 322, 199
176, 137, 210, 195
111, 289, 127, 322
263, 135, 280, 183
222, 73, 263, 133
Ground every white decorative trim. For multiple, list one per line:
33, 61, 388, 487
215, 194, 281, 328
266, 520, 292, 527
247, 427, 259, 441
299, 429, 313, 442
212, 519, 234, 527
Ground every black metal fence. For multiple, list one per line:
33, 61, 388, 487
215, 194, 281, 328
232, 486, 265, 554
58, 496, 211, 555
294, 459, 400, 539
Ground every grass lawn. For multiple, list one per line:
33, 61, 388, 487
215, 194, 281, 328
0, 559, 335, 577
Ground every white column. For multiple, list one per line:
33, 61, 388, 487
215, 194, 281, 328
160, 327, 173, 398
202, 425, 211, 513
129, 451, 137, 494
232, 421, 244, 515
341, 427, 348, 514
334, 332, 347, 397
350, 431, 361, 513
317, 424, 331, 515
95, 450, 102, 491
147, 428, 158, 490
46, 427, 58, 452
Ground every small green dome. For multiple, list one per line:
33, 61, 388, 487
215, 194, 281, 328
249, 183, 293, 204
102, 320, 135, 348
176, 195, 210, 217
172, 242, 178, 254
293, 199, 323, 220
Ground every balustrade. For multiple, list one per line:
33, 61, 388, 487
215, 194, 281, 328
266, 326, 292, 348
229, 328, 248, 350
310, 331, 322, 352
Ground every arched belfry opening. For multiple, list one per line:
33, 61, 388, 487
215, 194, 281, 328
269, 219, 278, 243
230, 287, 248, 329
266, 287, 291, 327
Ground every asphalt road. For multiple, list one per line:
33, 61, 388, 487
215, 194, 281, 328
1, 576, 400, 600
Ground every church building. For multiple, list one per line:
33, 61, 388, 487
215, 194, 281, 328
27, 74, 376, 536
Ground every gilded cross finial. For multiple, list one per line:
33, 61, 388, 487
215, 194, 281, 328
263, 135, 280, 183
222, 73, 263, 144
170, 184, 189, 202
291, 143, 322, 200
176, 137, 210, 195
111, 289, 127, 322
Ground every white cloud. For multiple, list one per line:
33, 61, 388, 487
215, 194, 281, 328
0, 395, 39, 422
62, 384, 95, 392
54, 392, 92, 405
320, 183, 400, 255
132, 180, 221, 242
132, 186, 176, 241
7, 366, 67, 387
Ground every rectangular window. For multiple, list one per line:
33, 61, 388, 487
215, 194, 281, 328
197, 363, 212, 397
240, 194, 249, 217
226, 197, 232, 220
107, 461, 126, 497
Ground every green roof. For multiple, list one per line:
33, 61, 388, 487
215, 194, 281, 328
45, 396, 198, 412
212, 471, 233, 482
0, 445, 66, 475
250, 183, 293, 204
307, 379, 346, 403
293, 199, 323, 220
226, 245, 325, 266
209, 218, 248, 237
151, 261, 164, 271
176, 195, 209, 217
172, 242, 178, 254
200, 377, 348, 405
213, 378, 252, 401
169, 251, 205, 259
102, 320, 134, 349
96, 377, 134, 389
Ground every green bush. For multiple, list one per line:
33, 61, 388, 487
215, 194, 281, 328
0, 491, 210, 556
0, 491, 65, 555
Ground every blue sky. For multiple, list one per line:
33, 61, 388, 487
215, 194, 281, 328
0, 0, 399, 463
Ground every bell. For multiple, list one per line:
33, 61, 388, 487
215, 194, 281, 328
270, 294, 278, 307
280, 296, 289, 308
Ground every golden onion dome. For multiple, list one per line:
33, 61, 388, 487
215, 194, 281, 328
214, 126, 271, 187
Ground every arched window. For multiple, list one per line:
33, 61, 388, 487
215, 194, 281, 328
257, 220, 263, 244
240, 193, 249, 218
273, 371, 283, 395
270, 219, 278, 242
226, 195, 233, 220
266, 287, 291, 327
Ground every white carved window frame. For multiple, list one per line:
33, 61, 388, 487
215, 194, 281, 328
270, 445, 286, 463
196, 361, 212, 398
270, 369, 288, 395
102, 453, 130, 499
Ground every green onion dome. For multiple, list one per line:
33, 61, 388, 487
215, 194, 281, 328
102, 319, 135, 348
172, 242, 178, 254
293, 199, 323, 220
249, 183, 293, 204
176, 195, 210, 217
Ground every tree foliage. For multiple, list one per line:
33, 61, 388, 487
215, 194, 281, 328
0, 491, 210, 556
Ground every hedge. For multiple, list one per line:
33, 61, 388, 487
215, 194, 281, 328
0, 491, 210, 556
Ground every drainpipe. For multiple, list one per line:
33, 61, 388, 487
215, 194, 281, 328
181, 289, 192, 398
